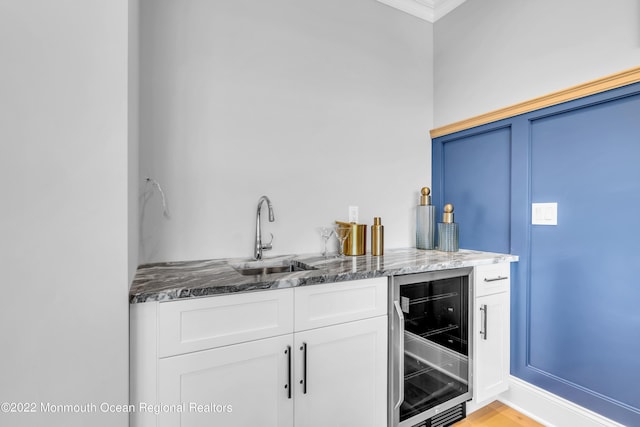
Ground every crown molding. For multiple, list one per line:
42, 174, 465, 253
376, 0, 466, 23
433, 0, 467, 21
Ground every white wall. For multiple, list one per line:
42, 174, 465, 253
129, 0, 140, 280
139, 0, 434, 262
434, 0, 640, 127
0, 2, 129, 426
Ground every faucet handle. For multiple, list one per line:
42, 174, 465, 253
262, 233, 274, 251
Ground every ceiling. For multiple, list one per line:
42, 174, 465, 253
376, 0, 467, 22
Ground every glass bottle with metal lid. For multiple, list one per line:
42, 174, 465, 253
416, 187, 436, 250
438, 203, 459, 252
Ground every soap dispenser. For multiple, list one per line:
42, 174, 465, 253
416, 187, 436, 249
438, 203, 459, 252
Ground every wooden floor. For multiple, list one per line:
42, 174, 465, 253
453, 401, 544, 427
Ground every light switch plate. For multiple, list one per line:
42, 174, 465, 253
532, 202, 557, 225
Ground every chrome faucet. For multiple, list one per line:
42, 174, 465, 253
254, 195, 275, 260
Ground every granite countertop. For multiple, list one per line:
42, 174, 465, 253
130, 248, 518, 304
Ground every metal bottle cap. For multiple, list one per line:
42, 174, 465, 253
420, 187, 431, 206
443, 203, 454, 223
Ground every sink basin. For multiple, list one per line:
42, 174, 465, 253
232, 259, 317, 276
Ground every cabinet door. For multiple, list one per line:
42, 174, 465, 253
158, 288, 293, 357
158, 334, 294, 427
293, 316, 387, 427
294, 278, 387, 331
474, 291, 510, 403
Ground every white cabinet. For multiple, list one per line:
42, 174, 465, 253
130, 278, 388, 427
131, 288, 295, 427
294, 278, 388, 427
473, 263, 511, 404
294, 278, 388, 330
157, 287, 294, 357
293, 278, 388, 427
158, 335, 293, 427
294, 315, 387, 427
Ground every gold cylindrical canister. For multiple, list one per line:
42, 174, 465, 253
371, 217, 384, 256
335, 222, 365, 256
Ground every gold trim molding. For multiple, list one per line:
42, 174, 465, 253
430, 66, 640, 139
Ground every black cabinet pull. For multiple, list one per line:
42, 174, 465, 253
484, 276, 507, 282
285, 346, 292, 399
300, 343, 308, 394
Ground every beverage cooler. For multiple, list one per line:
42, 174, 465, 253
389, 268, 473, 427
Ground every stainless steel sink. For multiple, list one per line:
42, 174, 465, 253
232, 259, 317, 276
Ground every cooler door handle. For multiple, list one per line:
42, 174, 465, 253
393, 300, 405, 410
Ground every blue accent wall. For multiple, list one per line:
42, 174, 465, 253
432, 82, 640, 425
433, 126, 511, 253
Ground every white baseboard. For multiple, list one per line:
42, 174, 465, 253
497, 376, 625, 427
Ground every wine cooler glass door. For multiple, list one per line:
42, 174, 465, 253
390, 268, 472, 427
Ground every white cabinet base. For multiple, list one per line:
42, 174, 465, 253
131, 279, 388, 427
472, 263, 511, 406
474, 291, 510, 404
